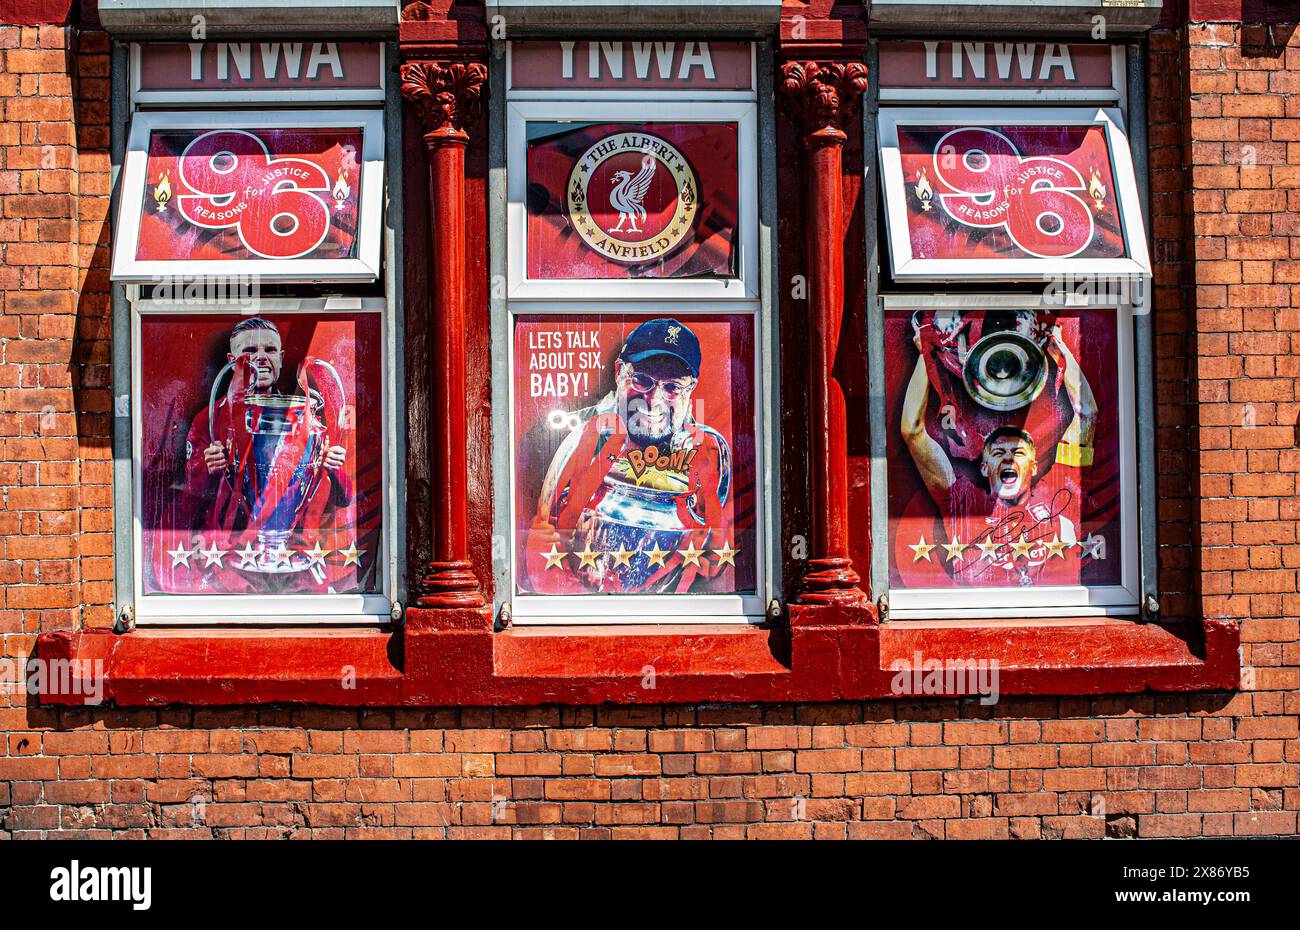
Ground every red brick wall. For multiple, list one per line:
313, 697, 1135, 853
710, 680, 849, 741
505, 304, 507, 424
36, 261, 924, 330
1, 20, 1297, 838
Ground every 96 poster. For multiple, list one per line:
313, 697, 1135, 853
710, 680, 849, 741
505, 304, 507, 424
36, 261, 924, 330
526, 121, 739, 280
139, 313, 383, 595
514, 313, 757, 596
136, 127, 363, 263
885, 306, 1124, 590
897, 123, 1126, 262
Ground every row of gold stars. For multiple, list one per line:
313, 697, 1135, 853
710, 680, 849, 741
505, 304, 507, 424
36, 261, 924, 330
166, 537, 366, 571
908, 533, 1106, 563
540, 541, 739, 571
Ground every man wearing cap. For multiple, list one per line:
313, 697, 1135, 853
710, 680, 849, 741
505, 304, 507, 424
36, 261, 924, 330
524, 317, 734, 595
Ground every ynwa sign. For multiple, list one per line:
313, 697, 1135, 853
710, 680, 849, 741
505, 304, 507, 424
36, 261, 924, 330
511, 41, 753, 91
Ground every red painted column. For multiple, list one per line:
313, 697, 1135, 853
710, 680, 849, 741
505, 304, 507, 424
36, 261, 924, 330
779, 61, 869, 606
400, 60, 488, 609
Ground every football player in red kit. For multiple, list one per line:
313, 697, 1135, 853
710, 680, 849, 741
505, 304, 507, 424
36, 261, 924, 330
900, 324, 1098, 587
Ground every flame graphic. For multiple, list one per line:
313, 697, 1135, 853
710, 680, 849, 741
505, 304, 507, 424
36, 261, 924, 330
332, 168, 351, 209
153, 170, 172, 212
915, 167, 933, 211
1088, 168, 1106, 211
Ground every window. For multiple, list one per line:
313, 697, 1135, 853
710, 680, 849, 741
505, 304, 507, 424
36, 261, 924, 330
113, 109, 385, 282
871, 41, 1152, 619
879, 293, 1140, 618
877, 107, 1150, 281
112, 42, 397, 625
500, 40, 769, 624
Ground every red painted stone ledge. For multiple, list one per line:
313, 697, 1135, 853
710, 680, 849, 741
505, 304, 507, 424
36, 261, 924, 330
34, 602, 1240, 706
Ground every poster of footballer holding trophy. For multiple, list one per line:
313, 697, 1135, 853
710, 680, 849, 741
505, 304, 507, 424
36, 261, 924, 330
139, 312, 383, 596
514, 314, 757, 597
885, 305, 1125, 593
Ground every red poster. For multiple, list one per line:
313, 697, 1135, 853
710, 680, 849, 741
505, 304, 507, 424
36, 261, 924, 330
514, 314, 757, 595
136, 127, 363, 263
897, 124, 1126, 262
526, 122, 739, 280
139, 312, 383, 595
885, 307, 1123, 590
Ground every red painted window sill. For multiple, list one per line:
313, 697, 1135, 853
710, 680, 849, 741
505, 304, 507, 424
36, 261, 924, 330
35, 601, 1239, 706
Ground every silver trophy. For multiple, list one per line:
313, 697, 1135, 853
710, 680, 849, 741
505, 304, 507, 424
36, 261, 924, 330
961, 310, 1050, 412
210, 358, 345, 572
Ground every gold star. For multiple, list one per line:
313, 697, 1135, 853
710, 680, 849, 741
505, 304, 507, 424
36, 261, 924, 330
611, 547, 634, 569
679, 541, 704, 568
1010, 535, 1034, 560
909, 536, 936, 562
1045, 535, 1070, 560
976, 539, 1002, 562
712, 540, 738, 567
302, 540, 330, 568
941, 536, 967, 563
540, 544, 567, 569
338, 541, 365, 567
575, 544, 600, 569
646, 544, 670, 568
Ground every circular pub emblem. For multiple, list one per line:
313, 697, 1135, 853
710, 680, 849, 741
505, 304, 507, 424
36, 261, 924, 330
566, 132, 698, 265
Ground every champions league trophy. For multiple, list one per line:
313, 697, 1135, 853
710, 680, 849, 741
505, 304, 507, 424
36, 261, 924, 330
210, 356, 347, 573
571, 423, 731, 593
962, 310, 1050, 412
919, 308, 1052, 414
576, 467, 700, 592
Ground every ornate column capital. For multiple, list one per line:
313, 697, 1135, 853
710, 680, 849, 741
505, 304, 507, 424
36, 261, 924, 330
778, 60, 869, 142
400, 60, 488, 142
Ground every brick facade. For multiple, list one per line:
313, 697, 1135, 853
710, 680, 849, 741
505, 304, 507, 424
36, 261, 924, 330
1, 12, 1298, 838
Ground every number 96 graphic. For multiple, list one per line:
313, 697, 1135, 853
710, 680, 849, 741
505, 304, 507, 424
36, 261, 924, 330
176, 130, 336, 260
932, 127, 1096, 260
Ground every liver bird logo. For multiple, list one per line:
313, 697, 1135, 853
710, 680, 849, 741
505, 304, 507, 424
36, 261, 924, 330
609, 154, 657, 234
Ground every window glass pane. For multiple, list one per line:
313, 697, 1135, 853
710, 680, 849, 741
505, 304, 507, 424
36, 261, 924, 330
137, 127, 364, 263
898, 123, 1125, 262
884, 305, 1124, 592
878, 108, 1150, 281
513, 312, 758, 596
526, 121, 739, 280
139, 311, 384, 595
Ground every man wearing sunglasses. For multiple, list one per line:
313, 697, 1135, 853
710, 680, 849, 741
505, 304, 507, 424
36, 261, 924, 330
525, 317, 734, 595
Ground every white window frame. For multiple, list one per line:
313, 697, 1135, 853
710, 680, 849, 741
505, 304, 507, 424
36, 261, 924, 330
500, 40, 769, 624
112, 109, 385, 283
130, 295, 395, 625
505, 99, 759, 300
877, 106, 1151, 282
880, 292, 1141, 620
